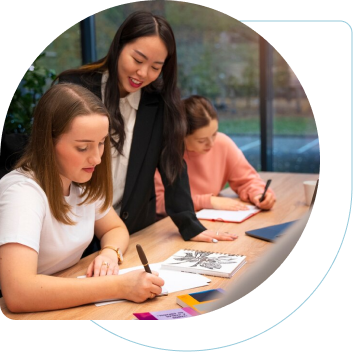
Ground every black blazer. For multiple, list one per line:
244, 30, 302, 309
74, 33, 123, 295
59, 72, 206, 240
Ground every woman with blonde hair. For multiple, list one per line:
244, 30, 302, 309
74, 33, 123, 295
0, 83, 163, 312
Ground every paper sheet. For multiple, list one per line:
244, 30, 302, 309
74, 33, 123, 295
78, 262, 211, 306
196, 206, 261, 223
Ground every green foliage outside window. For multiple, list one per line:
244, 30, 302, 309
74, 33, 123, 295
4, 53, 56, 134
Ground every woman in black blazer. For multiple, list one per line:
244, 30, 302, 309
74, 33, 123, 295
56, 11, 237, 244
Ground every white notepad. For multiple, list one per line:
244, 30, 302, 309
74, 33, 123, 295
196, 206, 261, 223
78, 262, 211, 306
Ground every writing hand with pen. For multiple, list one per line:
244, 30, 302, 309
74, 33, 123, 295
252, 179, 276, 210
193, 180, 276, 243
118, 244, 165, 303
118, 269, 165, 303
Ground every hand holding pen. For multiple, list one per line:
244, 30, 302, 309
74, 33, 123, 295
253, 179, 276, 210
136, 244, 167, 299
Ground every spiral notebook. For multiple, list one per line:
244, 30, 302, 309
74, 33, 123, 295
161, 249, 246, 278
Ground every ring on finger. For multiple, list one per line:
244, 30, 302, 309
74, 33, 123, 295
102, 261, 108, 266
149, 292, 156, 299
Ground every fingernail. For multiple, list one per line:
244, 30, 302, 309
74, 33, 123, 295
212, 238, 218, 243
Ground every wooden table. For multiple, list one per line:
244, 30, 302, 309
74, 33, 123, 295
0, 172, 318, 320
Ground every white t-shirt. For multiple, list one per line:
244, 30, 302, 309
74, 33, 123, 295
0, 170, 110, 276
101, 71, 141, 214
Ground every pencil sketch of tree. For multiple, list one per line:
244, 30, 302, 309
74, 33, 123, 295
171, 251, 238, 270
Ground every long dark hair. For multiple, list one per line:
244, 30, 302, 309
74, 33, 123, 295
55, 11, 186, 184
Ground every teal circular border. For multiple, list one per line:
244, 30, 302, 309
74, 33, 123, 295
91, 319, 284, 351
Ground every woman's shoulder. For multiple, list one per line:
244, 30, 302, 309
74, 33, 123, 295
214, 133, 242, 162
1, 169, 41, 189
141, 88, 163, 103
0, 169, 32, 184
59, 70, 103, 88
215, 132, 238, 147
58, 70, 103, 99
0, 169, 47, 202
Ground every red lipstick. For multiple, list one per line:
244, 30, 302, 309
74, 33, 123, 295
129, 77, 143, 88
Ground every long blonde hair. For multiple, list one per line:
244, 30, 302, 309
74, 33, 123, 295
16, 83, 113, 225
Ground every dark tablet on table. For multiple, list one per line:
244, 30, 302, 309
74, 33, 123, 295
245, 221, 297, 242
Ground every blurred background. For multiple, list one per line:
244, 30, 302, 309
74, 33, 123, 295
1, 1, 319, 176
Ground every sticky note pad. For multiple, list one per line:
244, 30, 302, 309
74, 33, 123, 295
176, 288, 226, 313
133, 307, 200, 320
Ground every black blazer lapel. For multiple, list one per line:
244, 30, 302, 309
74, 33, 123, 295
122, 91, 160, 206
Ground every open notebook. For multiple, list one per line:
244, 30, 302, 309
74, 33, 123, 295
196, 205, 261, 223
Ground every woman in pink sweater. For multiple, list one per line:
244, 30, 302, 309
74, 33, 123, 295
154, 95, 276, 216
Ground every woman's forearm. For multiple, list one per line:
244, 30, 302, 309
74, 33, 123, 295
100, 227, 129, 255
3, 273, 126, 313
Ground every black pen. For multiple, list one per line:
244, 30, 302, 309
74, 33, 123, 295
136, 244, 168, 297
259, 179, 272, 202
136, 244, 152, 273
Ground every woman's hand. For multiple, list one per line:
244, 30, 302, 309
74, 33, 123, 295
86, 252, 119, 277
119, 270, 165, 303
252, 192, 276, 210
210, 196, 249, 211
191, 229, 238, 243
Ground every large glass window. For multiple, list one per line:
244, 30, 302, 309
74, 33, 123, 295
48, 2, 321, 173
40, 23, 81, 76
273, 38, 351, 173
5, 23, 81, 131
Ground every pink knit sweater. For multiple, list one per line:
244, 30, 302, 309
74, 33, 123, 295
155, 132, 273, 215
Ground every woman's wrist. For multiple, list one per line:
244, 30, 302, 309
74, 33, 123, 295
209, 195, 217, 208
99, 248, 119, 263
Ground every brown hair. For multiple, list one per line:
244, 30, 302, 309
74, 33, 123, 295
16, 83, 113, 225
183, 95, 218, 135
55, 11, 186, 184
